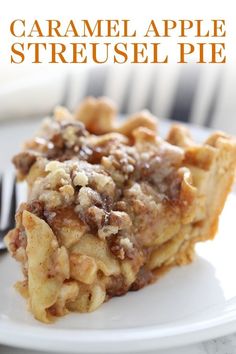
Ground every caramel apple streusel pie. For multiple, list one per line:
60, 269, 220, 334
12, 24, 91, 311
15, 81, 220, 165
5, 97, 236, 323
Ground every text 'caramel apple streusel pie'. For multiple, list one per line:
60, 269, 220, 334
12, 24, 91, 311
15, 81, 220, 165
5, 97, 236, 323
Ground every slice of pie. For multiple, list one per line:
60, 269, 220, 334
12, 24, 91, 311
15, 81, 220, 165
5, 97, 236, 323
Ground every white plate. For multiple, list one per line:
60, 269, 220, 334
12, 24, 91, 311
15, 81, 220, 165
0, 119, 236, 353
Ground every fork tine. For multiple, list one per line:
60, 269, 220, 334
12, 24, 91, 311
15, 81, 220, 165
8, 177, 17, 229
0, 173, 2, 218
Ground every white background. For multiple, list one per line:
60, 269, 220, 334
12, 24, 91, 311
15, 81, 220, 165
0, 0, 235, 82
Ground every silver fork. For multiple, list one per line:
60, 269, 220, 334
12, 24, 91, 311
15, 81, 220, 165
0, 173, 17, 251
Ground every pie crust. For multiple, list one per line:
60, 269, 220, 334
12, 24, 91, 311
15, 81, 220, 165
5, 97, 236, 323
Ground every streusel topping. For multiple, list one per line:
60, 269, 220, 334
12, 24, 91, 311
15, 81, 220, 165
12, 103, 190, 258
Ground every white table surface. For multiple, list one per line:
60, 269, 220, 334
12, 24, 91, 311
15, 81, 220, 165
1, 117, 236, 354
1, 335, 236, 354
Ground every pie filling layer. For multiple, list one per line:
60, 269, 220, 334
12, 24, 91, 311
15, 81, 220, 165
5, 97, 236, 323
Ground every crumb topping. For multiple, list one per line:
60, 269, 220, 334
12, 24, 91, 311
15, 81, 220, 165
12, 103, 193, 260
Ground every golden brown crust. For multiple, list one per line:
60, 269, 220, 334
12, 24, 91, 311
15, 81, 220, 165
167, 124, 194, 148
75, 97, 157, 137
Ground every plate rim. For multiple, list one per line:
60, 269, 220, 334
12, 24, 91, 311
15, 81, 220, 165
1, 288, 236, 353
